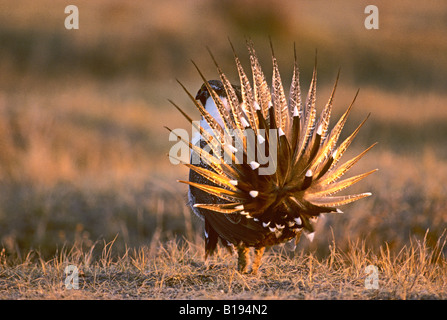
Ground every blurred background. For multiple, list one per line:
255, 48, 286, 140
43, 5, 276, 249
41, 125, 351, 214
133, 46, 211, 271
0, 0, 446, 258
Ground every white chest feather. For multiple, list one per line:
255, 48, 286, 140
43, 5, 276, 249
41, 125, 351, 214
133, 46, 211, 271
192, 96, 229, 146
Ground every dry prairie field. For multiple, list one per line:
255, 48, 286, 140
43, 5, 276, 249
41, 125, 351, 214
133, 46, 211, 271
0, 1, 446, 300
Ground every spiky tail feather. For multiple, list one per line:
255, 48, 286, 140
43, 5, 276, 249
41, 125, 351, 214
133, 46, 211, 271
170, 41, 376, 242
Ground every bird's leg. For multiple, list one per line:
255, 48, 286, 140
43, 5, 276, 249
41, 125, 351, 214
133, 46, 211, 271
251, 246, 265, 274
237, 246, 250, 273
295, 230, 302, 246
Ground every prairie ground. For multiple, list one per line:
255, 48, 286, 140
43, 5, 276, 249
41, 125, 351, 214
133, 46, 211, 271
0, 1, 446, 300
1, 233, 446, 300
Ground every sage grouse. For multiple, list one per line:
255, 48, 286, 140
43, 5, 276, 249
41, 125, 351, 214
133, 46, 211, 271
168, 41, 377, 274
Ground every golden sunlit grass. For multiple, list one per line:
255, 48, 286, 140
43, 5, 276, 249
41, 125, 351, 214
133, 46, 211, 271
1, 232, 445, 299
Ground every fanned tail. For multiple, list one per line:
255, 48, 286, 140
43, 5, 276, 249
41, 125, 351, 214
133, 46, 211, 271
170, 41, 377, 240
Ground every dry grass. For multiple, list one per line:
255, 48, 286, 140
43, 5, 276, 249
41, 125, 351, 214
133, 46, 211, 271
1, 232, 445, 300
0, 0, 446, 300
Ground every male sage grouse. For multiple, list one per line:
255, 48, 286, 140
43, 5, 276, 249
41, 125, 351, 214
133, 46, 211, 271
168, 41, 377, 274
